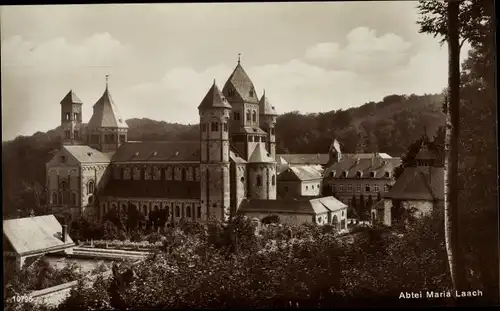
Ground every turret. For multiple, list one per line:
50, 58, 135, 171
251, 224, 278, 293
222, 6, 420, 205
247, 144, 277, 200
198, 80, 232, 221
328, 139, 341, 165
258, 89, 278, 160
87, 75, 128, 152
60, 90, 84, 145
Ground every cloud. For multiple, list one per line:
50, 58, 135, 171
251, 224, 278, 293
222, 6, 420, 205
305, 26, 412, 74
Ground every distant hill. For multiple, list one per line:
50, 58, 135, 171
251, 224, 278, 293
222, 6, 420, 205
2, 92, 445, 218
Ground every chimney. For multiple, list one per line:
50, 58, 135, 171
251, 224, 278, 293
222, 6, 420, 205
62, 225, 68, 243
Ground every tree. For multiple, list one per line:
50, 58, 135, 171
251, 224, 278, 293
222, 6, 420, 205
377, 192, 382, 203
366, 195, 374, 210
358, 194, 365, 220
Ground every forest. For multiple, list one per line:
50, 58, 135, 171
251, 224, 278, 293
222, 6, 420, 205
2, 92, 445, 219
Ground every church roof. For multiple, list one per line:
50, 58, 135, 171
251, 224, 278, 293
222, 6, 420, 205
230, 148, 247, 164
233, 127, 268, 135
384, 166, 444, 201
248, 143, 274, 163
198, 81, 232, 110
415, 143, 437, 161
239, 196, 346, 215
278, 165, 322, 182
223, 62, 259, 104
64, 145, 112, 163
88, 86, 128, 129
60, 90, 83, 105
323, 155, 401, 179
100, 180, 200, 200
111, 141, 201, 163
3, 215, 75, 256
277, 154, 330, 165
258, 90, 278, 116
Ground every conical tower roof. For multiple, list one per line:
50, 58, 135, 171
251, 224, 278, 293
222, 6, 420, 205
249, 143, 274, 163
258, 90, 278, 116
198, 80, 232, 110
60, 90, 83, 105
223, 60, 259, 104
88, 85, 128, 129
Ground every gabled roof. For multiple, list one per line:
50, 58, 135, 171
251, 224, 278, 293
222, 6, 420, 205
60, 90, 83, 105
278, 165, 322, 181
323, 155, 401, 179
239, 196, 347, 215
384, 167, 444, 201
64, 145, 112, 163
3, 215, 75, 256
88, 86, 128, 129
415, 143, 437, 161
198, 81, 232, 110
111, 141, 200, 163
223, 62, 259, 104
259, 90, 278, 116
230, 148, 247, 164
100, 180, 200, 200
249, 143, 274, 163
233, 127, 267, 135
277, 154, 330, 165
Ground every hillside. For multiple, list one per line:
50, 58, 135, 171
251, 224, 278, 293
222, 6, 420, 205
2, 93, 445, 218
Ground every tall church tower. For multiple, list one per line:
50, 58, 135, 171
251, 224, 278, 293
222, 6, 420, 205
87, 76, 128, 152
258, 90, 278, 160
60, 90, 84, 145
198, 80, 232, 221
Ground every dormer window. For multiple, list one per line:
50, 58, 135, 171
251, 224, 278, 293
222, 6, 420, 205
370, 172, 376, 178
249, 89, 254, 97
343, 171, 348, 178
60, 156, 66, 163
356, 171, 363, 178
330, 171, 336, 178
384, 171, 391, 178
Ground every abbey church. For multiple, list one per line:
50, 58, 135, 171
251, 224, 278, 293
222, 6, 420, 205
46, 60, 348, 228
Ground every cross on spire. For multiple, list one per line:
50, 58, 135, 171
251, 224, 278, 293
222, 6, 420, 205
238, 53, 241, 64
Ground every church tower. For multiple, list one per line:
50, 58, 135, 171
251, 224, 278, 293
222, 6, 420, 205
87, 76, 128, 152
223, 56, 265, 161
60, 90, 84, 145
258, 90, 278, 160
198, 80, 232, 221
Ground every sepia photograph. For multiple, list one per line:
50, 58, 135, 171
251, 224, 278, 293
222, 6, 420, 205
1, 1, 498, 309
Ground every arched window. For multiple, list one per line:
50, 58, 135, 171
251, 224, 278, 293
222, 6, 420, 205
60, 180, 68, 191
87, 181, 95, 195
246, 110, 251, 122
271, 174, 276, 186
52, 192, 58, 205
175, 206, 180, 217
384, 171, 391, 178
332, 215, 339, 230
181, 167, 186, 181
186, 206, 191, 218
71, 193, 77, 206
252, 111, 257, 122
256, 175, 262, 187
58, 192, 63, 205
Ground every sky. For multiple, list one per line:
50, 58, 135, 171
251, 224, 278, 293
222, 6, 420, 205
1, 2, 470, 141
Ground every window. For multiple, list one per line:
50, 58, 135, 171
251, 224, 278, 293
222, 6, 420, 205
356, 171, 362, 178
248, 136, 253, 142
71, 193, 77, 206
223, 123, 228, 132
240, 177, 245, 183
306, 186, 309, 190
234, 112, 240, 120
384, 185, 389, 192
60, 156, 66, 163
176, 206, 180, 217
312, 185, 315, 190
246, 110, 251, 122
73, 112, 78, 121
211, 122, 219, 131
252, 111, 257, 122
343, 171, 348, 178
201, 123, 207, 132
331, 185, 336, 192
186, 206, 191, 218
271, 175, 276, 186
330, 171, 335, 178
228, 89, 235, 97
65, 130, 71, 139
87, 181, 95, 195
356, 184, 361, 192
271, 128, 275, 135
374, 185, 380, 192
347, 184, 352, 192
119, 135, 126, 144
181, 168, 186, 180
197, 206, 202, 218
370, 172, 376, 178
261, 136, 267, 143
256, 175, 262, 186
385, 171, 391, 178
365, 184, 370, 192
339, 184, 344, 192
52, 192, 58, 205
65, 112, 70, 121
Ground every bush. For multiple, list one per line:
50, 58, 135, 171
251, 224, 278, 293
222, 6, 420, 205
261, 215, 280, 224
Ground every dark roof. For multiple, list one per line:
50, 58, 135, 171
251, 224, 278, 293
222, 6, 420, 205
3, 215, 75, 256
230, 148, 247, 164
88, 87, 128, 129
64, 145, 112, 163
239, 196, 347, 215
223, 62, 259, 104
249, 144, 274, 163
278, 166, 322, 181
415, 144, 437, 161
233, 127, 267, 135
323, 155, 401, 179
111, 141, 200, 163
60, 90, 83, 105
259, 90, 278, 116
100, 180, 201, 199
384, 167, 444, 201
277, 154, 330, 165
198, 81, 232, 110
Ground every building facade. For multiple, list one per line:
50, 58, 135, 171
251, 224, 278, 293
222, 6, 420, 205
46, 60, 284, 224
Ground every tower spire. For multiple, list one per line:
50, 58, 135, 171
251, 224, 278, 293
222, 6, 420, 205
105, 74, 109, 89
238, 53, 241, 64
